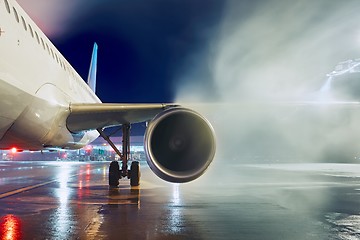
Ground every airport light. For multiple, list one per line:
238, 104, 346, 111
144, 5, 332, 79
10, 147, 17, 154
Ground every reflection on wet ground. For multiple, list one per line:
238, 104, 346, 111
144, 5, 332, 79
0, 161, 360, 239
0, 215, 22, 240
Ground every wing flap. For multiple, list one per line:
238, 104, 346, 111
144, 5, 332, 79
67, 103, 177, 132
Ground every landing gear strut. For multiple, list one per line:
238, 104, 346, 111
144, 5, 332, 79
97, 124, 140, 187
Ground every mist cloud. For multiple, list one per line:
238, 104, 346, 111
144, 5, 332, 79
176, 0, 360, 163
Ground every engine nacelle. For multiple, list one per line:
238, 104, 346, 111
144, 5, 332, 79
144, 107, 216, 183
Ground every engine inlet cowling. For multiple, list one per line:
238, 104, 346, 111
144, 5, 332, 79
144, 107, 216, 183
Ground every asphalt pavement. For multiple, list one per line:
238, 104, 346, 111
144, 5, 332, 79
0, 160, 360, 239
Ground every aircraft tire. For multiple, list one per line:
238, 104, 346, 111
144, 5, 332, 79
130, 161, 140, 186
109, 161, 120, 187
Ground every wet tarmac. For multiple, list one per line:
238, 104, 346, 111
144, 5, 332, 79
0, 160, 360, 239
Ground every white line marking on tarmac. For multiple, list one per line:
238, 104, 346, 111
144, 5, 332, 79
0, 180, 57, 199
0, 172, 81, 199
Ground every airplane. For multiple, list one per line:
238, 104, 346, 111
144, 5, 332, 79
0, 0, 216, 186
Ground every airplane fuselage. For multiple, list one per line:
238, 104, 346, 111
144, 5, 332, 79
0, 0, 100, 150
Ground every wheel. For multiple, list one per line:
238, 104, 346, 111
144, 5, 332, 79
109, 161, 121, 187
129, 161, 140, 186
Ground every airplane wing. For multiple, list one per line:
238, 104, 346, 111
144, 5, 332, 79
67, 103, 178, 132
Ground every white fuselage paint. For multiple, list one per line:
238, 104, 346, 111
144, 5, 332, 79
0, 0, 100, 150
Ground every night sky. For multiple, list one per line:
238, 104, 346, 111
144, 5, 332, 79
17, 0, 225, 103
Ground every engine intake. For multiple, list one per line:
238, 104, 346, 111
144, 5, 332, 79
144, 107, 216, 183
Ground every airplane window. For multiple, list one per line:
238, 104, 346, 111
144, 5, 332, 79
28, 24, 34, 38
13, 7, 19, 23
35, 31, 40, 44
50, 49, 55, 59
45, 43, 50, 54
4, 0, 10, 13
40, 38, 45, 50
21, 16, 27, 31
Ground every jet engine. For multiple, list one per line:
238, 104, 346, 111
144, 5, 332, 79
144, 107, 216, 183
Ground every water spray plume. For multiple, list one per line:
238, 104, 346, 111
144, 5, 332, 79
176, 0, 360, 164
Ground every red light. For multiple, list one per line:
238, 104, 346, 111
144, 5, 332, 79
0, 215, 22, 240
